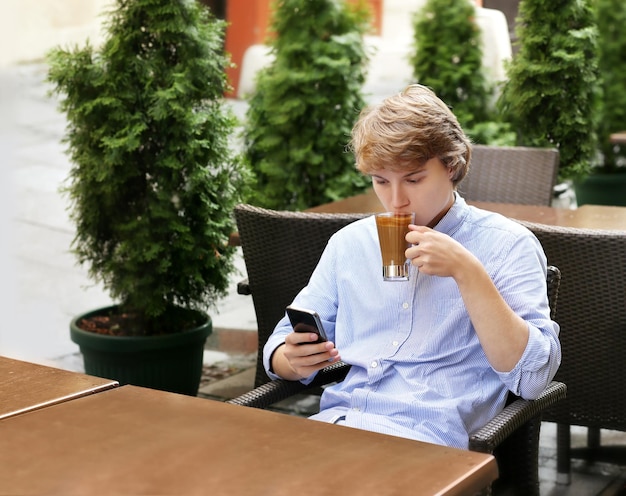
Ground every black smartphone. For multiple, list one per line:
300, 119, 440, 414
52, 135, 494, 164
286, 305, 328, 344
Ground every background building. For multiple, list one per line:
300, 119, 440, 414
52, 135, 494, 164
1, 1, 512, 96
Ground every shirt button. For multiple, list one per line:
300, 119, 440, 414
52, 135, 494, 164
371, 361, 378, 368
392, 340, 399, 347
402, 302, 409, 309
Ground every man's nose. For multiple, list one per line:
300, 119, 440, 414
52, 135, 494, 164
390, 186, 409, 209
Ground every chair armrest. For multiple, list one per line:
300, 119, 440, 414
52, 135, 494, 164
227, 361, 351, 409
237, 278, 251, 295
469, 381, 567, 453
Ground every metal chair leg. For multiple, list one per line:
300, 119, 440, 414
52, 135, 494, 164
556, 423, 572, 485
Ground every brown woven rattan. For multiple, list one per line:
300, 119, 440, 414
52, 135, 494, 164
231, 203, 566, 496
518, 221, 626, 484
234, 203, 368, 388
459, 145, 559, 206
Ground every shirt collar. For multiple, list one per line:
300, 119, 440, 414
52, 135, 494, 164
432, 192, 470, 235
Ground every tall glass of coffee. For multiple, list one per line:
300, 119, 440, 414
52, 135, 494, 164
375, 212, 415, 281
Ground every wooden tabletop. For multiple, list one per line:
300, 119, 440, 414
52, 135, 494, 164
0, 356, 118, 420
306, 189, 384, 214
571, 204, 626, 230
610, 131, 626, 145
470, 201, 626, 230
310, 189, 626, 231
0, 385, 498, 495
229, 192, 626, 247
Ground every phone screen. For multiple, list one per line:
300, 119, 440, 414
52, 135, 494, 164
286, 305, 328, 343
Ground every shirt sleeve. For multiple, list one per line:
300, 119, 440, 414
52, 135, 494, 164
492, 231, 562, 399
263, 231, 341, 385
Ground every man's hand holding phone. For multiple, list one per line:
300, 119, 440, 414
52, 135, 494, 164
286, 305, 328, 344
275, 305, 340, 380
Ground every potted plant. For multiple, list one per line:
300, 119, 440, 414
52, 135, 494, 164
574, 0, 626, 206
497, 0, 599, 187
243, 0, 371, 211
46, 0, 249, 395
409, 0, 515, 146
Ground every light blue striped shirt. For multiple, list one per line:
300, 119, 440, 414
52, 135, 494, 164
264, 194, 561, 449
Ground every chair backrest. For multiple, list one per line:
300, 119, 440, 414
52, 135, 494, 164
517, 221, 626, 431
459, 145, 559, 206
234, 204, 368, 387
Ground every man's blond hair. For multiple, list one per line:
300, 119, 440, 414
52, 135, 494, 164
350, 84, 471, 186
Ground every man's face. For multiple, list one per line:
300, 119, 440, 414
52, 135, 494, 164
370, 157, 455, 227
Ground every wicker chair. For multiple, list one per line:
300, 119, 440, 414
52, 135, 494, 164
459, 145, 559, 206
234, 204, 369, 388
518, 221, 626, 485
232, 203, 566, 496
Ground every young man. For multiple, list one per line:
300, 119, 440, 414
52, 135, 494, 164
264, 84, 561, 449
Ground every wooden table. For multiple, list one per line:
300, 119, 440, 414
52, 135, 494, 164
473, 201, 626, 230
610, 131, 626, 145
0, 384, 498, 495
310, 189, 626, 231
0, 356, 118, 420
306, 189, 385, 214
229, 191, 626, 246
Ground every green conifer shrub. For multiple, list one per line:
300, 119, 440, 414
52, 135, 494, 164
243, 0, 371, 211
498, 0, 599, 181
595, 0, 626, 172
46, 0, 250, 334
410, 0, 514, 145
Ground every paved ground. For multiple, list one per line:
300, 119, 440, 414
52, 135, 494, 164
2, 61, 626, 496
